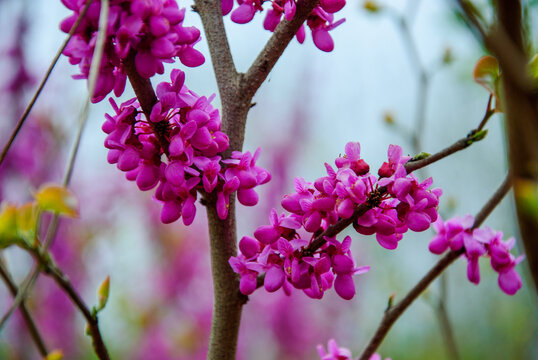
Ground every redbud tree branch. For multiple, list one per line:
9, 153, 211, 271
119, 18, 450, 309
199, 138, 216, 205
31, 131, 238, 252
242, 0, 320, 100
357, 172, 512, 360
32, 249, 110, 360
0, 260, 48, 357
303, 125, 489, 255
0, 0, 93, 167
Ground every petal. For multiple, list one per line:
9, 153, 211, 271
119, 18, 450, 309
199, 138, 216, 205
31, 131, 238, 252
467, 258, 481, 285
237, 188, 259, 206
221, 0, 234, 15
334, 274, 355, 300
161, 200, 182, 224
231, 3, 256, 24
332, 254, 354, 274
178, 47, 205, 67
498, 268, 522, 295
428, 235, 449, 254
117, 147, 140, 171
312, 28, 334, 52
407, 211, 431, 232
264, 266, 285, 292
239, 273, 257, 295
254, 225, 280, 245
239, 236, 261, 259
136, 164, 160, 191
376, 233, 398, 250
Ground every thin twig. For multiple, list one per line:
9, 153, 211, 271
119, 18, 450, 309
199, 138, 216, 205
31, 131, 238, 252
303, 127, 488, 255
0, 0, 93, 167
32, 250, 110, 360
357, 173, 512, 360
242, 0, 320, 100
0, 259, 48, 357
476, 94, 494, 132
63, 0, 109, 186
435, 273, 460, 360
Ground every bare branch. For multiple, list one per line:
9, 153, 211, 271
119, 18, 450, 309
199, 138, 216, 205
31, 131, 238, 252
0, 260, 48, 357
358, 173, 512, 360
242, 0, 319, 99
194, 0, 239, 101
33, 250, 110, 360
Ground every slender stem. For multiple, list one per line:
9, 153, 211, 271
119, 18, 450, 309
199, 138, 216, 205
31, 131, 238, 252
404, 131, 485, 173
358, 173, 512, 360
476, 95, 494, 132
63, 0, 109, 186
0, 0, 93, 167
193, 0, 238, 102
0, 260, 48, 357
34, 251, 110, 360
242, 0, 320, 100
435, 273, 460, 360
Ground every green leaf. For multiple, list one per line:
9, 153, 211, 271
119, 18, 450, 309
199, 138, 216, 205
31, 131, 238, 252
0, 203, 20, 248
473, 56, 503, 112
35, 184, 78, 218
16, 202, 39, 242
96, 275, 110, 312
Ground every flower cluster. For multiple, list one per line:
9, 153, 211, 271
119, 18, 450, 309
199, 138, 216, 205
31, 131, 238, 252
230, 142, 442, 300
429, 215, 524, 295
103, 69, 270, 225
61, 0, 205, 102
223, 0, 346, 52
317, 339, 391, 360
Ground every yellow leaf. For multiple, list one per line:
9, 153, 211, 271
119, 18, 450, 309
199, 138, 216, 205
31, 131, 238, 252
363, 1, 381, 13
35, 184, 78, 218
0, 203, 20, 247
16, 202, 39, 240
473, 55, 503, 112
97, 275, 110, 311
44, 349, 63, 360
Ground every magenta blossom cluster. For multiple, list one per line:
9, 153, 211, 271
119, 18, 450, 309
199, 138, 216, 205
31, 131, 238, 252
230, 142, 442, 300
317, 339, 391, 360
222, 0, 346, 52
103, 69, 270, 225
429, 215, 524, 295
61, 0, 204, 102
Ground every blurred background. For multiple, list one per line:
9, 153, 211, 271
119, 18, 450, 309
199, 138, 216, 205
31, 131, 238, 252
0, 0, 536, 359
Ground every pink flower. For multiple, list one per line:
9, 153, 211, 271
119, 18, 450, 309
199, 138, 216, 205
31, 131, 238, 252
317, 339, 352, 360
